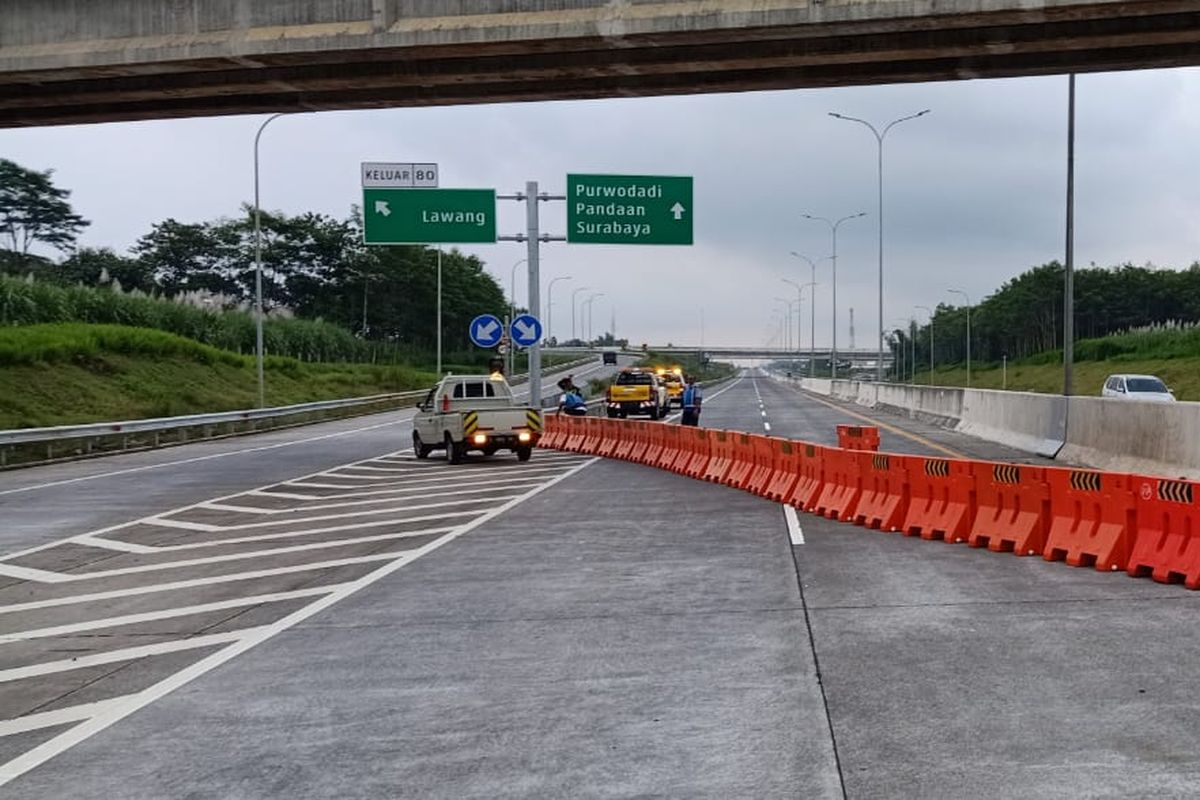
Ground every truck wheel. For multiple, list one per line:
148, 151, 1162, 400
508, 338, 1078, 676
445, 432, 463, 465
606, 409, 618, 419
649, 404, 660, 420
516, 446, 532, 462
413, 431, 432, 459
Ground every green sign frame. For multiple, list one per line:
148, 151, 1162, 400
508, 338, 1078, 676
567, 174, 693, 245
363, 188, 496, 245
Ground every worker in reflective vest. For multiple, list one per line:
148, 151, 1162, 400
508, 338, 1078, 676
681, 376, 703, 426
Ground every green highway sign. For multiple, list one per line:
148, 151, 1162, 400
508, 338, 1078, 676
362, 188, 496, 245
567, 174, 693, 245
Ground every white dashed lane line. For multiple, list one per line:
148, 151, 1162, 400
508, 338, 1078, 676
752, 372, 804, 546
0, 448, 596, 788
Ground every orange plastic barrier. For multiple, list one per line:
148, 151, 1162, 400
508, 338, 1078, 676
836, 425, 880, 452
744, 435, 779, 498
671, 425, 699, 474
1042, 468, 1136, 572
785, 443, 825, 511
852, 452, 911, 532
656, 424, 683, 471
562, 415, 587, 452
596, 418, 621, 458
676, 429, 710, 479
762, 438, 801, 502
724, 433, 757, 489
538, 414, 563, 449
702, 429, 735, 483
642, 423, 666, 466
611, 420, 637, 461
579, 416, 605, 455
969, 462, 1052, 555
900, 457, 975, 543
627, 422, 652, 464
1127, 476, 1200, 587
813, 446, 863, 521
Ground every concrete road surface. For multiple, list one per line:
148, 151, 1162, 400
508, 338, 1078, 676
1, 367, 1198, 798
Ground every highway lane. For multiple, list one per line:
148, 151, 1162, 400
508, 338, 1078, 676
5, 366, 1200, 797
724, 370, 1200, 798
0, 356, 629, 557
0, 368, 842, 798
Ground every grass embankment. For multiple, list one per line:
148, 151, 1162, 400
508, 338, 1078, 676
0, 324, 437, 429
909, 325, 1200, 400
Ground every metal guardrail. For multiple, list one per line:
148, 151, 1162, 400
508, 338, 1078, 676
0, 354, 600, 469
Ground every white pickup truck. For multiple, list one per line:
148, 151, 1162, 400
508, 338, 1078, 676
411, 375, 543, 464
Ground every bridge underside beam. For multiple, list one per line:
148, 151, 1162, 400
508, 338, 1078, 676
2, 1, 1199, 127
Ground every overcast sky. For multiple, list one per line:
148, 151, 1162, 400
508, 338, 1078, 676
3, 67, 1199, 349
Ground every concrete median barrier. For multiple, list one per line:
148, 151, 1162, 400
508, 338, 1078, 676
1059, 396, 1200, 480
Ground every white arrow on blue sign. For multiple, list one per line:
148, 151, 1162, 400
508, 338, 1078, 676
510, 314, 543, 348
469, 314, 504, 348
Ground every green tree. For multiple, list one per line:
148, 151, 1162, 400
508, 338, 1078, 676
0, 159, 89, 256
53, 247, 155, 292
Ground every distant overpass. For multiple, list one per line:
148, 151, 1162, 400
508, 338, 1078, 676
545, 346, 892, 367
3, 0, 1199, 127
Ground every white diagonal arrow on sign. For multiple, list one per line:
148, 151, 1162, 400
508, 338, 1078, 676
374, 201, 391, 217
670, 202, 686, 221
474, 320, 500, 340
513, 319, 538, 342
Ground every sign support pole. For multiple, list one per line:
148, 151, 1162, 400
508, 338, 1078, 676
436, 247, 443, 376
526, 180, 542, 407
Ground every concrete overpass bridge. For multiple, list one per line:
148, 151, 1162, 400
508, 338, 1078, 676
3, 0, 1199, 127
543, 345, 893, 368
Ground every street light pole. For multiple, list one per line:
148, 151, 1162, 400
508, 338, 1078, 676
508, 257, 527, 377
948, 288, 972, 388
916, 304, 934, 385
781, 278, 803, 357
571, 286, 591, 343
800, 213, 866, 380
252, 112, 287, 409
773, 297, 796, 351
584, 292, 605, 342
789, 252, 828, 378
829, 109, 930, 385
547, 275, 572, 343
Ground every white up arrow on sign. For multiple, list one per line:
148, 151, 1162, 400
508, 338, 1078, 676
670, 202, 686, 221
374, 200, 391, 217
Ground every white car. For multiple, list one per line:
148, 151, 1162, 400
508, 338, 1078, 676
1101, 374, 1176, 402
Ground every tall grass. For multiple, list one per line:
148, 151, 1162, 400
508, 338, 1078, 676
0, 323, 244, 367
0, 274, 410, 364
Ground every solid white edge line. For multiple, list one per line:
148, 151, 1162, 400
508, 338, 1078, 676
0, 455, 600, 788
783, 504, 805, 546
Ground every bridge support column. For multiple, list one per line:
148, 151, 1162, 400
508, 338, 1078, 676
371, 0, 394, 32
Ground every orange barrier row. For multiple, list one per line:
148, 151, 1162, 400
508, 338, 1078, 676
537, 413, 1200, 590
837, 424, 880, 451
